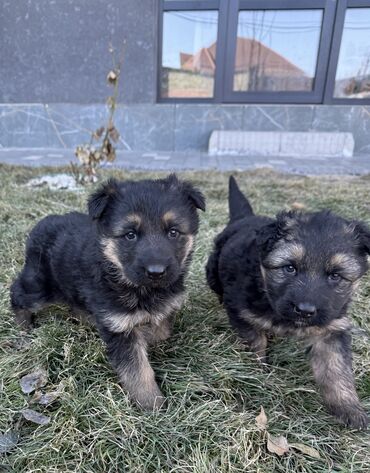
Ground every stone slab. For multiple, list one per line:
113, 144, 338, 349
209, 131, 355, 158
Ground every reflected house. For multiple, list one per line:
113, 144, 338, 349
162, 44, 217, 98
162, 37, 311, 98
233, 38, 311, 92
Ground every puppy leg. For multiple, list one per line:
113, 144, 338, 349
141, 316, 174, 346
10, 275, 48, 329
100, 327, 165, 410
232, 316, 268, 362
308, 331, 368, 429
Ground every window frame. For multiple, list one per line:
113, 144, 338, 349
223, 0, 336, 104
324, 0, 370, 105
157, 0, 226, 103
157, 0, 370, 104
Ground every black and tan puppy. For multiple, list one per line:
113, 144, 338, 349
11, 174, 205, 409
206, 176, 369, 429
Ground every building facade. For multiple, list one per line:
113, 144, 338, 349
1, 0, 370, 154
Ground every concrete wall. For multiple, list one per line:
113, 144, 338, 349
0, 0, 156, 104
1, 1, 369, 154
1, 104, 370, 154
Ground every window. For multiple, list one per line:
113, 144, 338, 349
334, 7, 370, 99
233, 10, 323, 93
158, 0, 370, 104
161, 10, 219, 98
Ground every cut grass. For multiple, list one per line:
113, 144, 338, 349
0, 164, 369, 472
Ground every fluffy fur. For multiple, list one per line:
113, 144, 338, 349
11, 174, 205, 410
206, 176, 369, 429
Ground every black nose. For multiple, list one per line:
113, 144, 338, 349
294, 303, 317, 317
145, 264, 166, 280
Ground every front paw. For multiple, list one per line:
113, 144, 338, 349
330, 404, 369, 430
135, 386, 167, 411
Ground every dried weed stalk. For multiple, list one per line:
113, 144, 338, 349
71, 45, 124, 184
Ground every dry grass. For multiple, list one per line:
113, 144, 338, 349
0, 164, 369, 472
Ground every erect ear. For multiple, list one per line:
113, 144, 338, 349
256, 211, 298, 255
349, 220, 370, 255
87, 178, 120, 220
164, 173, 206, 211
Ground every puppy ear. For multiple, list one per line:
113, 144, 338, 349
88, 178, 120, 220
256, 221, 279, 255
181, 181, 206, 211
165, 174, 206, 211
349, 221, 370, 254
256, 211, 297, 254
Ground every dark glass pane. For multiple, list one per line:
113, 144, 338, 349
233, 10, 322, 92
161, 11, 218, 98
334, 8, 370, 99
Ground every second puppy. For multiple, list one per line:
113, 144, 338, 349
11, 174, 205, 410
206, 176, 369, 429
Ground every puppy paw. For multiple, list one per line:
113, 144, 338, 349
331, 405, 369, 430
135, 387, 167, 411
14, 309, 34, 331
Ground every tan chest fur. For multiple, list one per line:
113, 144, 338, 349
102, 293, 185, 333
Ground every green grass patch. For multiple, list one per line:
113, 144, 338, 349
0, 164, 369, 472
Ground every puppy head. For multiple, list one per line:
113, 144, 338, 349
257, 210, 370, 327
88, 174, 205, 288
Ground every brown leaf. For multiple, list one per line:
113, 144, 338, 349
107, 70, 119, 85
106, 147, 116, 163
255, 406, 268, 430
20, 369, 48, 394
21, 409, 50, 425
75, 146, 92, 165
31, 386, 62, 406
93, 126, 105, 140
108, 125, 120, 143
267, 433, 290, 456
290, 443, 321, 459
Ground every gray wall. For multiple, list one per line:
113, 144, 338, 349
1, 1, 369, 155
0, 0, 156, 103
1, 103, 370, 154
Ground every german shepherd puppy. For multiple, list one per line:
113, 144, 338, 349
11, 174, 205, 410
206, 176, 369, 429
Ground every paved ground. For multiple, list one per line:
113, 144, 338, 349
0, 148, 370, 175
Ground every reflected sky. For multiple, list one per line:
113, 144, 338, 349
162, 11, 218, 69
162, 9, 323, 76
237, 10, 322, 77
335, 8, 370, 80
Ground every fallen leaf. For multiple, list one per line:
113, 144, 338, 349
21, 409, 50, 425
267, 433, 290, 456
290, 443, 321, 459
31, 382, 64, 406
0, 431, 19, 453
20, 369, 47, 394
255, 406, 268, 430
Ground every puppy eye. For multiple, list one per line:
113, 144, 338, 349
168, 229, 179, 239
328, 272, 341, 281
125, 231, 137, 241
283, 265, 296, 274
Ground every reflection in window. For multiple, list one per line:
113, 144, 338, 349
334, 8, 370, 99
161, 11, 218, 98
233, 10, 322, 92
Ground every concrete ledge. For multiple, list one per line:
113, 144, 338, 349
209, 131, 355, 157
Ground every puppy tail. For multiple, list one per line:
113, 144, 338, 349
228, 176, 254, 222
